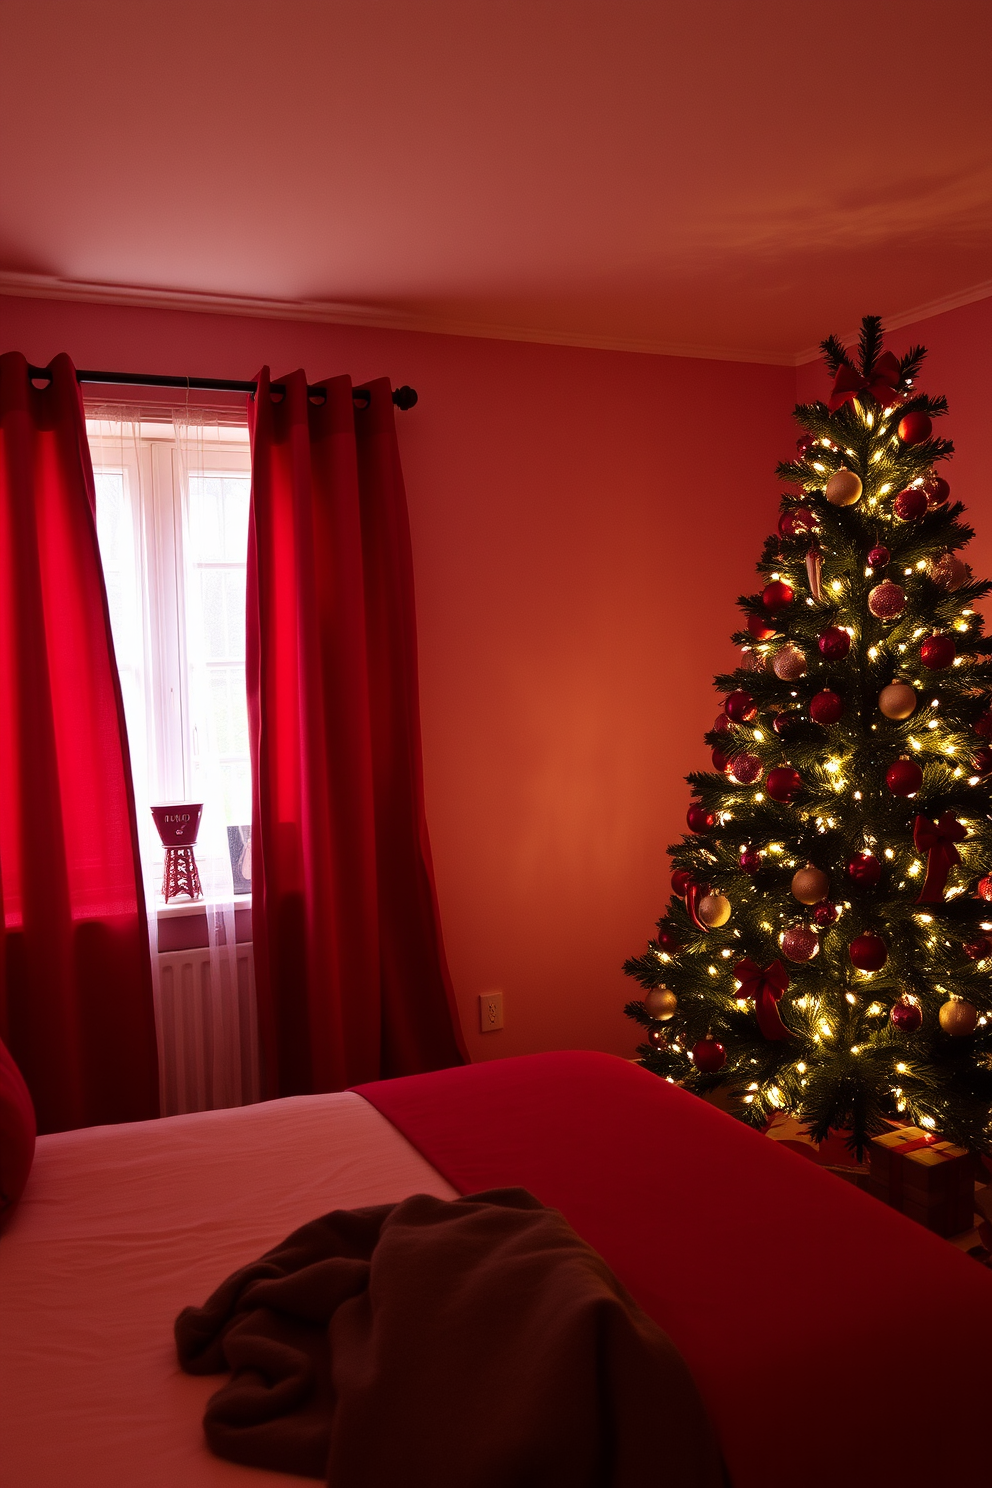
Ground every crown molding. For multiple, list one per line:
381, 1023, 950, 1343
0, 271, 797, 365
3, 270, 988, 369
792, 281, 992, 367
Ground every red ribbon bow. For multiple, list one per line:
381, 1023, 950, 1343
912, 812, 968, 903
734, 959, 792, 1041
827, 352, 902, 414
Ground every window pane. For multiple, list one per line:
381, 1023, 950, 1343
184, 469, 252, 894
187, 475, 250, 563
92, 461, 155, 899
225, 568, 246, 658
206, 666, 250, 756
94, 470, 126, 568
194, 568, 247, 661
198, 570, 226, 658
219, 760, 252, 828
93, 467, 143, 724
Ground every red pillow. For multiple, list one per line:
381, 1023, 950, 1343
0, 1036, 36, 1219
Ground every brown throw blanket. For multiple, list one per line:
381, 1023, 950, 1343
176, 1187, 724, 1487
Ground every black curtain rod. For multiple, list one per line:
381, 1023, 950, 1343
26, 365, 418, 410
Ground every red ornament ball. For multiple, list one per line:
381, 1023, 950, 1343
893, 487, 928, 521
963, 937, 992, 962
687, 803, 716, 833
978, 876, 992, 904
975, 710, 992, 740
782, 925, 818, 963
767, 766, 802, 803
898, 412, 932, 445
778, 506, 816, 539
867, 545, 891, 569
655, 928, 683, 954
818, 626, 852, 661
796, 432, 816, 457
671, 869, 695, 897
810, 689, 844, 726
725, 690, 757, 723
728, 753, 763, 785
920, 634, 956, 671
890, 997, 923, 1033
868, 581, 906, 620
691, 1037, 727, 1073
711, 746, 729, 773
762, 579, 794, 612
849, 933, 888, 972
713, 712, 731, 734
886, 757, 924, 797
929, 552, 969, 591
772, 644, 807, 681
747, 611, 778, 640
772, 710, 802, 737
924, 474, 950, 505
847, 852, 882, 888
646, 1025, 669, 1049
739, 847, 763, 874
813, 901, 839, 929
971, 746, 992, 777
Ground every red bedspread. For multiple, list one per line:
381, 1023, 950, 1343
356, 1050, 992, 1488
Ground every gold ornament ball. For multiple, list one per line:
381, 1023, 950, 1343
772, 644, 807, 681
938, 998, 979, 1037
878, 682, 917, 721
645, 987, 678, 1021
825, 467, 863, 506
697, 893, 732, 928
791, 865, 830, 905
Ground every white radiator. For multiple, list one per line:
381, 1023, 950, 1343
154, 938, 260, 1117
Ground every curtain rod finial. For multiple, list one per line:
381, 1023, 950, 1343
393, 385, 418, 411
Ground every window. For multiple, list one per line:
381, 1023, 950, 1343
88, 415, 252, 904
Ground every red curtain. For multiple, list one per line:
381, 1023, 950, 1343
247, 371, 467, 1095
0, 353, 159, 1133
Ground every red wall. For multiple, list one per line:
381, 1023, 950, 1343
0, 294, 796, 1061
796, 297, 992, 630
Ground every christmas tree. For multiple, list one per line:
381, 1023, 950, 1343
624, 317, 992, 1157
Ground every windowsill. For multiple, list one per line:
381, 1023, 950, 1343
153, 896, 253, 952
154, 895, 252, 918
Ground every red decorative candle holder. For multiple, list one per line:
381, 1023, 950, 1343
151, 803, 202, 846
151, 803, 203, 902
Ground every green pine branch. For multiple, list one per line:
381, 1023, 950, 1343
858, 315, 884, 376
820, 335, 853, 374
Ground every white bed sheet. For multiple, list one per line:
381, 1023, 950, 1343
0, 1092, 458, 1487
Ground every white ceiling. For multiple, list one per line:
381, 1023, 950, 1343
1, 0, 989, 362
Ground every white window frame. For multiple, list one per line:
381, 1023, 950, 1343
87, 419, 252, 902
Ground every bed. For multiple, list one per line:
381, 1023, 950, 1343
2, 1050, 990, 1487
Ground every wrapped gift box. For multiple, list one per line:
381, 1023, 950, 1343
869, 1127, 975, 1237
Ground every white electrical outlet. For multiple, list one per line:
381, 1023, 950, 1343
479, 991, 504, 1032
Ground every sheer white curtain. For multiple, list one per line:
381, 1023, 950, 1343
88, 406, 259, 1116
167, 411, 259, 1114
